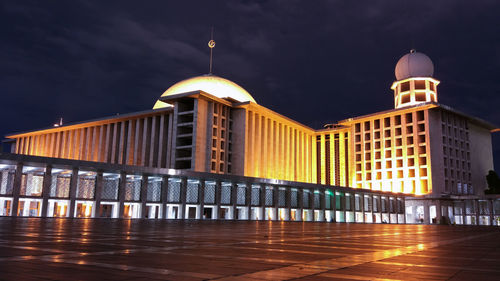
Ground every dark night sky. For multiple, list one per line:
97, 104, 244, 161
1, 1, 499, 169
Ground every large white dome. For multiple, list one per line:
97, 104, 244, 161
395, 50, 434, 80
153, 75, 256, 109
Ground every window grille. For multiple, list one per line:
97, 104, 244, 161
186, 181, 199, 203
125, 178, 141, 201
237, 185, 246, 205
204, 181, 215, 204
147, 179, 162, 202
50, 176, 71, 198
102, 177, 119, 200
251, 186, 260, 206
314, 192, 320, 209
220, 183, 231, 205
265, 186, 273, 206
0, 170, 15, 195
290, 189, 298, 208
167, 178, 181, 202
278, 189, 286, 207
325, 191, 331, 209
76, 175, 96, 199
20, 174, 44, 196
303, 190, 310, 208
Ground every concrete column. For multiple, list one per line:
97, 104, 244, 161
402, 197, 407, 224
118, 172, 127, 218
259, 184, 266, 220
94, 171, 103, 218
435, 200, 442, 224
331, 190, 337, 223
140, 175, 149, 219
245, 183, 252, 221
273, 186, 278, 221
489, 200, 495, 226
359, 193, 365, 223
198, 180, 205, 219
231, 183, 237, 220
10, 162, 23, 217
179, 177, 187, 219
474, 200, 480, 226
41, 165, 52, 217
68, 167, 79, 218
215, 180, 221, 219
161, 176, 169, 219
310, 190, 316, 222
285, 187, 291, 221
460, 200, 466, 225
423, 200, 430, 225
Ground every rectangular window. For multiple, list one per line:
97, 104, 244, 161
401, 81, 410, 92
415, 80, 426, 89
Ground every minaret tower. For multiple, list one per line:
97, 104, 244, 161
391, 49, 440, 109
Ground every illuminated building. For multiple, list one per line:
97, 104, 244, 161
0, 50, 498, 225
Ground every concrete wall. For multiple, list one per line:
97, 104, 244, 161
469, 122, 494, 195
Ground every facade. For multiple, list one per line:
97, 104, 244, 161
1, 50, 499, 225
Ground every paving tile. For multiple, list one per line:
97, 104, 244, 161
0, 218, 499, 280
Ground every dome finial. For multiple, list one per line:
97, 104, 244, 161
208, 26, 215, 75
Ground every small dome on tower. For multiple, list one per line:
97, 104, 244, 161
395, 50, 434, 80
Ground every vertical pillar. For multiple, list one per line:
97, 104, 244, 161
215, 180, 221, 219
435, 200, 442, 224
231, 183, 237, 220
402, 197, 406, 224
310, 190, 316, 222
461, 200, 466, 225
320, 189, 326, 222
474, 200, 480, 226
359, 193, 365, 223
161, 175, 169, 219
331, 190, 337, 223
345, 193, 350, 222
140, 175, 149, 219
179, 177, 187, 219
68, 167, 79, 218
198, 180, 205, 219
94, 171, 103, 218
423, 200, 430, 225
11, 162, 23, 217
41, 165, 52, 217
285, 187, 291, 221
273, 186, 278, 221
245, 183, 252, 221
489, 200, 494, 226
118, 172, 126, 218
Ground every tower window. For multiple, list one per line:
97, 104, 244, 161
429, 82, 435, 91
395, 115, 401, 125
415, 93, 426, 101
415, 80, 426, 90
401, 82, 410, 92
364, 121, 370, 131
355, 123, 361, 133
417, 111, 425, 121
401, 94, 410, 104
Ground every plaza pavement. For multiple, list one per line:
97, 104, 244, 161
0, 218, 499, 280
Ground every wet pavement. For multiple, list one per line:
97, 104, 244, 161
0, 218, 499, 280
